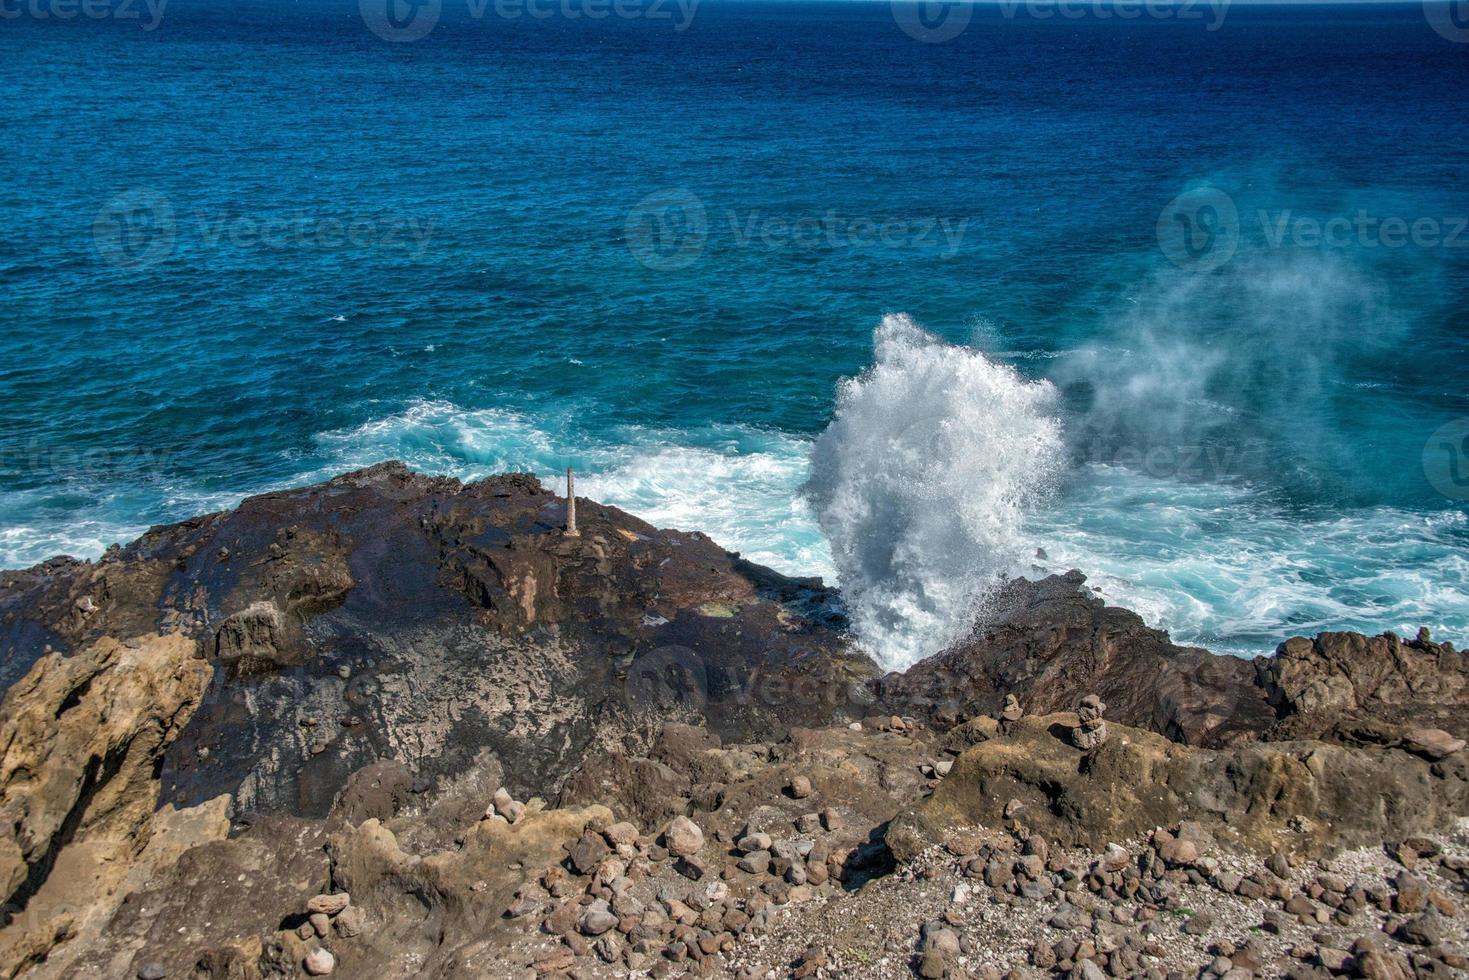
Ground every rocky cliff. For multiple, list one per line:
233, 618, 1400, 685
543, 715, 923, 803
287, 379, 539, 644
0, 465, 1464, 979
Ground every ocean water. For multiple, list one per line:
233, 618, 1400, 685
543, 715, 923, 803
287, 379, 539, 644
2, 0, 1468, 666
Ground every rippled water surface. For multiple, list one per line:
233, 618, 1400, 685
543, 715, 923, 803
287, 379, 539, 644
3, 0, 1468, 664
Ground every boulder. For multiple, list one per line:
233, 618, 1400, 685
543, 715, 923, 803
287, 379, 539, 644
662, 816, 704, 857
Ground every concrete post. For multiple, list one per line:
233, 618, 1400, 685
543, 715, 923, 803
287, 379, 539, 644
565, 466, 579, 537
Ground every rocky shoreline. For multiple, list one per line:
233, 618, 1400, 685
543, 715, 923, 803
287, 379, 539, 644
0, 464, 1465, 979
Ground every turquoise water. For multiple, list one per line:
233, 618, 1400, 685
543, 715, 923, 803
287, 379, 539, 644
2, 0, 1468, 664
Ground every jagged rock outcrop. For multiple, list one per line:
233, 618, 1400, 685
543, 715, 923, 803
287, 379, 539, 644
876, 571, 1277, 747
0, 633, 214, 978
7, 467, 1466, 830
1, 466, 1467, 977
879, 571, 1469, 754
1258, 630, 1469, 741
0, 463, 874, 821
888, 712, 1469, 861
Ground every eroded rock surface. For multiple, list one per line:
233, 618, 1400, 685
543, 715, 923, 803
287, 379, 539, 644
0, 463, 873, 822
0, 466, 1465, 978
0, 633, 214, 978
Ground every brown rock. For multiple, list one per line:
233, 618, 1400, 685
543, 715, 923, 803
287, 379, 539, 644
884, 712, 1469, 857
568, 831, 611, 874
1401, 727, 1465, 760
1393, 871, 1427, 914
303, 948, 335, 976
0, 634, 212, 977
307, 893, 350, 916
662, 816, 704, 857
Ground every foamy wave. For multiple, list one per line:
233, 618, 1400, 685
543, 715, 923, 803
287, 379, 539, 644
805, 314, 1066, 669
0, 482, 242, 570
1029, 464, 1469, 654
311, 400, 833, 578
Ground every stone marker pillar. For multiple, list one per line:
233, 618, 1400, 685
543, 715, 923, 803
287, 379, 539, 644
565, 466, 579, 537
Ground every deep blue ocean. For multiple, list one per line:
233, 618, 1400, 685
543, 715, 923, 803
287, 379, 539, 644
3, 0, 1468, 665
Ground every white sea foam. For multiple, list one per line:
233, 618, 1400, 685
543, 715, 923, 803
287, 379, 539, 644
307, 399, 834, 578
6, 324, 1466, 664
1027, 463, 1469, 655
805, 314, 1066, 668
